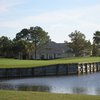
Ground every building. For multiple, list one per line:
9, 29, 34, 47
32, 41, 74, 59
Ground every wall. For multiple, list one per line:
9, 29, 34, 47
0, 62, 99, 78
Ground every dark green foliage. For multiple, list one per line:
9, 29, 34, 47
0, 26, 50, 59
93, 31, 100, 44
15, 26, 50, 46
0, 36, 13, 57
12, 40, 33, 59
15, 29, 29, 40
67, 30, 92, 57
93, 31, 100, 56
14, 26, 50, 59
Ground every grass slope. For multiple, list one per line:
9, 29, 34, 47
0, 57, 100, 68
0, 90, 100, 100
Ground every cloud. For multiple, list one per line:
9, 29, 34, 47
0, 10, 81, 28
0, 3, 100, 42
1, 3, 100, 26
0, 0, 24, 13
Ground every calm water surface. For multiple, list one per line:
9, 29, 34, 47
0, 73, 100, 95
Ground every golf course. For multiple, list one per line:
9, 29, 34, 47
0, 57, 100, 100
0, 57, 100, 68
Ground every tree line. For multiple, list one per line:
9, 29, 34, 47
0, 26, 50, 59
0, 26, 100, 59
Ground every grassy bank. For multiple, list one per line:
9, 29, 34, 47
0, 57, 100, 68
0, 90, 100, 100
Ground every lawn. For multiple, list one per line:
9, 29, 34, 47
0, 57, 100, 100
0, 57, 100, 68
0, 90, 100, 100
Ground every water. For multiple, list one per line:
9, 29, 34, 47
0, 73, 100, 95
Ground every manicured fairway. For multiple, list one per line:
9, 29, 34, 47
0, 90, 100, 100
0, 57, 100, 68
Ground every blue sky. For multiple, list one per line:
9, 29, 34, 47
0, 0, 100, 43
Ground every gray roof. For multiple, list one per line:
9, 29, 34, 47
37, 41, 70, 54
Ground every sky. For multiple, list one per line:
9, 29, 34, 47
0, 0, 100, 43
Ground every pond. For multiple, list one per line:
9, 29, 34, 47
0, 73, 100, 95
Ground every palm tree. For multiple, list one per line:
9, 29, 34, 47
93, 31, 100, 56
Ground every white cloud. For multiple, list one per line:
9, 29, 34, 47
0, 0, 24, 13
0, 3, 11, 13
1, 3, 100, 27
0, 10, 81, 28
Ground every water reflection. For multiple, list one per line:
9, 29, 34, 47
0, 83, 51, 92
0, 73, 100, 95
95, 88, 100, 95
72, 87, 87, 94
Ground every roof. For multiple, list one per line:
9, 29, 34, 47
37, 41, 70, 54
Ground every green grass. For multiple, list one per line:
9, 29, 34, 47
0, 57, 100, 68
0, 90, 100, 100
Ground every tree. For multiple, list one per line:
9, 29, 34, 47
93, 31, 100, 44
92, 43, 99, 56
93, 31, 100, 56
29, 26, 50, 59
15, 26, 50, 59
12, 40, 26, 59
15, 28, 29, 40
0, 36, 13, 57
67, 30, 92, 57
